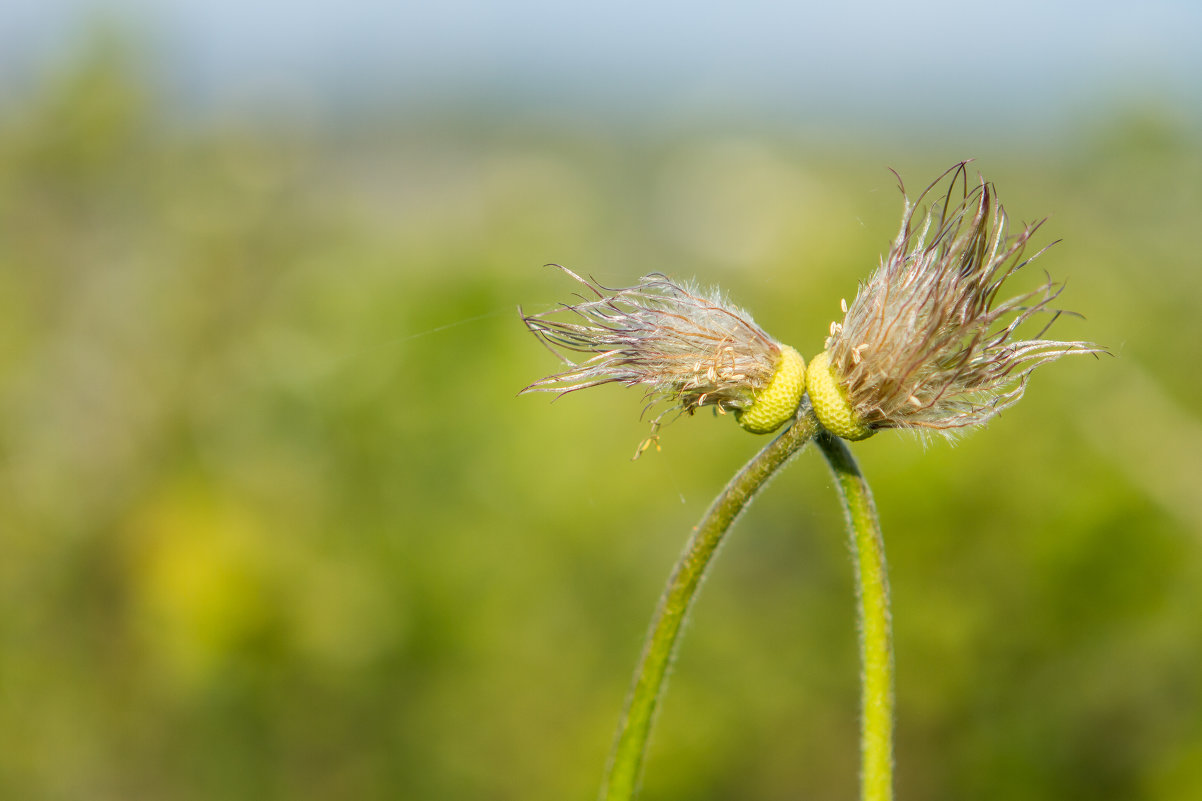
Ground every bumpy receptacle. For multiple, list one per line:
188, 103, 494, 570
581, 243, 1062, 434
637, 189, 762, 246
737, 346, 807, 434
806, 350, 874, 441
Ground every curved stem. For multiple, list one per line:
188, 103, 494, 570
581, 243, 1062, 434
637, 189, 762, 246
817, 432, 894, 801
600, 411, 822, 801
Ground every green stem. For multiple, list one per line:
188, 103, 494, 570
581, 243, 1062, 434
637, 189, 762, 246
600, 411, 822, 801
817, 432, 894, 801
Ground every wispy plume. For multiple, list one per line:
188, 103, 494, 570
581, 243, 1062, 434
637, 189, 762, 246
521, 266, 804, 450
813, 163, 1103, 439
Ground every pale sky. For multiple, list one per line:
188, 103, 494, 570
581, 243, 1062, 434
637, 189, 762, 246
3, 0, 1200, 131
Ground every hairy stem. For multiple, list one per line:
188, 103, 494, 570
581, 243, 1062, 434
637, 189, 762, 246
817, 432, 894, 801
600, 410, 822, 801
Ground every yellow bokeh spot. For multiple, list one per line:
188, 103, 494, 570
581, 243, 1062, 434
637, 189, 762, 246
807, 350, 874, 441
125, 485, 278, 687
738, 346, 807, 434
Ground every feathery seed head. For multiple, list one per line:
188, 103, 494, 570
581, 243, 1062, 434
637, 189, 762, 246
521, 266, 805, 447
817, 163, 1102, 439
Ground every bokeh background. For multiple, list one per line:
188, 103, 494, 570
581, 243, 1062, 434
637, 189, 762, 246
2, 2, 1201, 799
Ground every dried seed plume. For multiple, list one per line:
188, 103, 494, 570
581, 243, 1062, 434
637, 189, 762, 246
825, 163, 1103, 436
521, 266, 786, 445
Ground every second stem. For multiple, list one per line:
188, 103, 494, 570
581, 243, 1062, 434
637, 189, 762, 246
818, 432, 895, 801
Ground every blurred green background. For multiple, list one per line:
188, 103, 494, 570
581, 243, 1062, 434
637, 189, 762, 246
2, 9, 1202, 801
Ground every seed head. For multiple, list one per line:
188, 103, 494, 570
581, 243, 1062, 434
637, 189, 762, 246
521, 266, 805, 450
816, 163, 1102, 438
